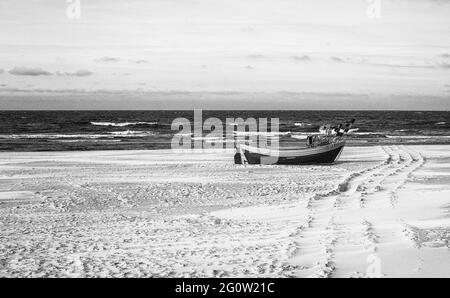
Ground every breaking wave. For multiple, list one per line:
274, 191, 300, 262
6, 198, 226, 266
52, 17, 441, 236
90, 121, 158, 127
294, 122, 312, 127
0, 131, 154, 139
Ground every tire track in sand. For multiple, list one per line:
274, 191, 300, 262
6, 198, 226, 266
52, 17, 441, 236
211, 146, 425, 277
328, 146, 424, 277
290, 146, 394, 277
291, 145, 424, 277
388, 146, 425, 208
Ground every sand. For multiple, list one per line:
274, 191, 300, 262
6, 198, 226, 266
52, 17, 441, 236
0, 145, 449, 278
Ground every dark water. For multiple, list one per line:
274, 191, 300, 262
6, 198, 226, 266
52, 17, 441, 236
0, 110, 449, 151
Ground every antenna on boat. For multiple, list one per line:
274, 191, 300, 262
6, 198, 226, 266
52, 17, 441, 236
336, 118, 356, 137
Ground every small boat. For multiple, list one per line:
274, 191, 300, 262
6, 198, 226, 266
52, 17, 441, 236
234, 119, 355, 165
236, 140, 345, 165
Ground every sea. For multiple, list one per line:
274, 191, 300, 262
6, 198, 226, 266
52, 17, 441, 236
0, 110, 449, 151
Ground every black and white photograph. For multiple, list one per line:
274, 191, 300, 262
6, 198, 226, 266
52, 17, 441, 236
0, 0, 449, 283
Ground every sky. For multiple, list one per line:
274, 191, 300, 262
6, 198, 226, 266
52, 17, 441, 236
0, 0, 449, 110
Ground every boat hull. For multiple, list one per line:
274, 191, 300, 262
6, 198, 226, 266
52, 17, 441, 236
237, 141, 345, 165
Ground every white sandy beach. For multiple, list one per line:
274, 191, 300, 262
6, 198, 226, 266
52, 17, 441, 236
0, 145, 449, 278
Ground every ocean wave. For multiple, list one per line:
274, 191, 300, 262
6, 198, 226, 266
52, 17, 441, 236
0, 134, 110, 139
294, 122, 312, 127
191, 137, 234, 144
353, 132, 384, 135
436, 122, 446, 125
191, 136, 224, 141
90, 121, 158, 127
108, 130, 154, 136
0, 131, 154, 139
289, 131, 386, 139
233, 131, 291, 136
57, 139, 122, 143
290, 133, 309, 140
385, 135, 450, 139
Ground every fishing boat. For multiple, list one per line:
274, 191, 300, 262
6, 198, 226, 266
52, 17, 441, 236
234, 119, 355, 165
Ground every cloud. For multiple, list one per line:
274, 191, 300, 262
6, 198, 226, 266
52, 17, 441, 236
291, 55, 311, 62
112, 72, 132, 76
241, 26, 256, 34
8, 67, 52, 76
72, 69, 93, 76
327, 56, 450, 69
330, 56, 346, 63
437, 62, 450, 68
95, 57, 120, 63
440, 53, 450, 58
97, 57, 149, 64
247, 54, 265, 59
0, 69, 4, 74
56, 69, 94, 77
368, 61, 450, 69
131, 59, 149, 64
